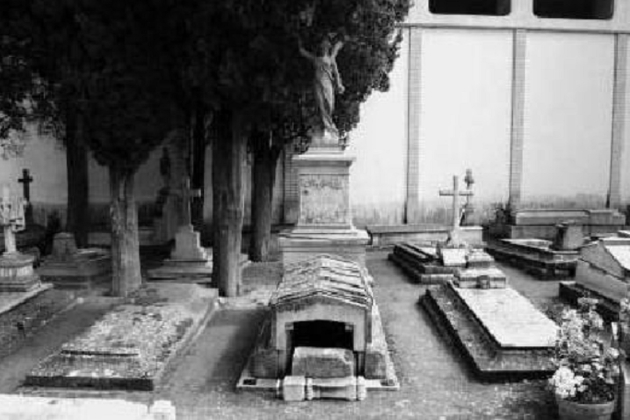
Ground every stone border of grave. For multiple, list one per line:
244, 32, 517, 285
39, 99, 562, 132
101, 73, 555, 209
24, 283, 218, 391
0, 394, 175, 420
421, 283, 556, 382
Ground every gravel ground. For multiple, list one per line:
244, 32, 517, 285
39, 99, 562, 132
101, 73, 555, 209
0, 250, 563, 419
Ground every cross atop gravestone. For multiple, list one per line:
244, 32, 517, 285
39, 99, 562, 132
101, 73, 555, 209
439, 175, 473, 245
0, 185, 26, 254
180, 177, 201, 227
18, 168, 33, 225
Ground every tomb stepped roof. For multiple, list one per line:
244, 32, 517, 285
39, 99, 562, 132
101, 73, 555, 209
271, 255, 373, 310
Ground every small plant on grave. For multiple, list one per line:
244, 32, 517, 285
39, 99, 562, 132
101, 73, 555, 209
548, 297, 620, 404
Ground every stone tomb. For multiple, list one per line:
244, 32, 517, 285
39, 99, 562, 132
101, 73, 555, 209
559, 235, 630, 319
38, 232, 111, 289
422, 282, 557, 381
237, 255, 397, 401
389, 242, 503, 286
488, 208, 626, 240
485, 237, 579, 279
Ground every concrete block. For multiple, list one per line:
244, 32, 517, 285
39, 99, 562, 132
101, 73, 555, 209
308, 377, 358, 401
292, 347, 355, 379
282, 376, 306, 402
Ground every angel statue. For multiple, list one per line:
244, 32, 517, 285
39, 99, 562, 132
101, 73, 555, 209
298, 36, 345, 144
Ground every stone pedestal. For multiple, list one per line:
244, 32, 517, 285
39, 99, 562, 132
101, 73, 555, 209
148, 224, 213, 281
38, 232, 111, 289
279, 146, 369, 267
0, 251, 41, 292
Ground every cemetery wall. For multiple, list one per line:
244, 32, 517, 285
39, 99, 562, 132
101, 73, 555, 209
5, 1, 630, 230
521, 31, 614, 204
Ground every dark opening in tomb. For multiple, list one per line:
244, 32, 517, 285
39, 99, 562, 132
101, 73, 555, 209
291, 320, 354, 350
534, 0, 613, 19
429, 0, 511, 16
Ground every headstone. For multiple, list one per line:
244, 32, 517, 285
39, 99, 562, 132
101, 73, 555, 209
153, 136, 187, 244
17, 168, 34, 225
0, 185, 41, 292
148, 178, 214, 282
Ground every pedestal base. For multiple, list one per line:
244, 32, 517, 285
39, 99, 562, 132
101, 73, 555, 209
278, 228, 369, 267
0, 252, 41, 292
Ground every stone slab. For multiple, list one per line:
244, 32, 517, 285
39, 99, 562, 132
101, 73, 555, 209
422, 284, 556, 381
25, 283, 218, 390
485, 238, 577, 279
0, 395, 175, 420
292, 347, 355, 378
366, 225, 484, 248
440, 248, 467, 267
454, 287, 557, 349
455, 267, 507, 289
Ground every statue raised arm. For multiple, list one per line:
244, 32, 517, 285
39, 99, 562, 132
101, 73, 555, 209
299, 37, 346, 142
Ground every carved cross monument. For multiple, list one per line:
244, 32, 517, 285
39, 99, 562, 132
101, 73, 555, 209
439, 175, 473, 246
0, 185, 26, 254
17, 169, 33, 225
180, 178, 201, 227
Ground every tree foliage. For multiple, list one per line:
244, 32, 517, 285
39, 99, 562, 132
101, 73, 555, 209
0, 0, 39, 158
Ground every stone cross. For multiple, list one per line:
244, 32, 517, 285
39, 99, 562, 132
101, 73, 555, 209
18, 169, 34, 224
180, 178, 201, 226
439, 175, 473, 235
0, 186, 26, 254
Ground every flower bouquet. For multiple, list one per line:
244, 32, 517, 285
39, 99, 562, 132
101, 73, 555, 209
549, 298, 620, 420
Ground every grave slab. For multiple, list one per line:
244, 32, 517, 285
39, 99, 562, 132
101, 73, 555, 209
485, 238, 578, 279
455, 287, 557, 348
422, 283, 556, 381
25, 283, 217, 390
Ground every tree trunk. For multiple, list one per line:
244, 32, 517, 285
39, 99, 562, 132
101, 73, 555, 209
191, 99, 207, 229
109, 166, 141, 297
65, 111, 89, 247
212, 110, 246, 297
249, 134, 280, 262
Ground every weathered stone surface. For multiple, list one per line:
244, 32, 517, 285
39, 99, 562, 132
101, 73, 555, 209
439, 248, 467, 267
292, 347, 355, 378
455, 267, 507, 289
26, 283, 217, 390
170, 224, 208, 261
552, 223, 584, 251
575, 237, 630, 303
455, 287, 557, 348
466, 250, 495, 268
307, 377, 359, 401
38, 232, 111, 289
422, 284, 556, 381
282, 375, 306, 401
0, 252, 40, 292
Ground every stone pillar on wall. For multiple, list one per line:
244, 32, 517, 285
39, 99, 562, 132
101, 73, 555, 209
405, 28, 422, 224
508, 29, 527, 210
608, 34, 628, 209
